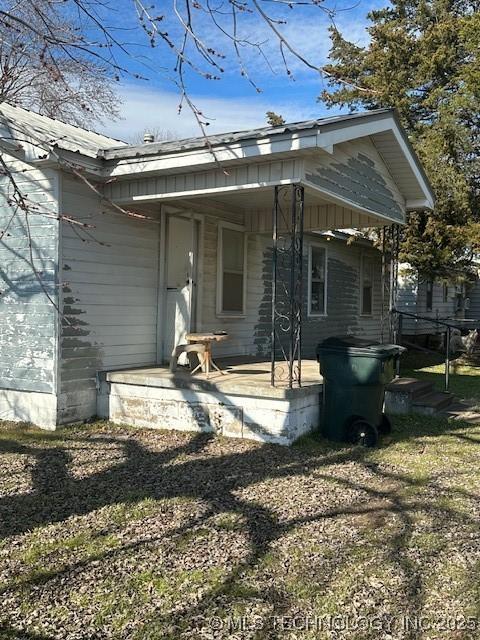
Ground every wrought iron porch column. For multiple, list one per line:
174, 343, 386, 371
380, 223, 401, 343
271, 184, 305, 388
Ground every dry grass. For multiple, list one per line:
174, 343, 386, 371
1, 416, 480, 639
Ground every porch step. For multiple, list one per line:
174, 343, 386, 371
385, 377, 433, 399
412, 391, 454, 415
384, 377, 455, 417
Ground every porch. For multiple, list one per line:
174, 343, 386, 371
88, 111, 435, 443
97, 359, 323, 446
98, 111, 432, 386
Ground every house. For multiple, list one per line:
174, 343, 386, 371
0, 104, 434, 444
396, 264, 470, 344
465, 262, 480, 324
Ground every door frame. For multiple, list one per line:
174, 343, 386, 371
156, 206, 204, 364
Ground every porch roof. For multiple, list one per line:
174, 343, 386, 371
0, 103, 435, 229
101, 109, 393, 158
101, 108, 434, 214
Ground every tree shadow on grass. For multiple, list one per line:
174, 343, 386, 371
1, 418, 480, 638
0, 624, 53, 639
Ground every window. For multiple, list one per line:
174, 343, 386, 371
426, 280, 433, 311
361, 256, 374, 315
443, 283, 449, 303
308, 245, 327, 315
217, 224, 246, 315
454, 284, 463, 312
456, 293, 463, 312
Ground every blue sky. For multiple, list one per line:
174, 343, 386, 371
93, 1, 387, 141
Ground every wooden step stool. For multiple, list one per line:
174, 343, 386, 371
169, 343, 206, 373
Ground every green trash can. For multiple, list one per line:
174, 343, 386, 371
316, 336, 405, 447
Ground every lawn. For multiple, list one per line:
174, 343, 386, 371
400, 350, 480, 405
1, 414, 480, 639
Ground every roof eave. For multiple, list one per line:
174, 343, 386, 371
406, 198, 435, 211
28, 147, 106, 177
99, 108, 394, 161
389, 109, 435, 209
101, 108, 435, 210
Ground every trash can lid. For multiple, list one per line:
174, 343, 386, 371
316, 336, 405, 358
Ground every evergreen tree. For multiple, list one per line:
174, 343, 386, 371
266, 111, 286, 126
321, 0, 480, 278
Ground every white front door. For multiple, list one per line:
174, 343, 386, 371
164, 215, 197, 362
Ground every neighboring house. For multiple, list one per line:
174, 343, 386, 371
0, 104, 434, 443
465, 262, 480, 323
396, 264, 469, 341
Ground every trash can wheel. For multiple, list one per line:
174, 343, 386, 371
348, 419, 378, 448
378, 413, 392, 435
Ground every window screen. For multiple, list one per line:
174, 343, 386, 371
220, 227, 244, 313
426, 280, 433, 311
361, 258, 374, 315
309, 246, 326, 314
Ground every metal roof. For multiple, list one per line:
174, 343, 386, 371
0, 103, 125, 158
0, 103, 434, 208
99, 107, 434, 209
101, 108, 394, 160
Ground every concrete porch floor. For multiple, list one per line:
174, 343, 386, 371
104, 357, 323, 399
98, 358, 323, 445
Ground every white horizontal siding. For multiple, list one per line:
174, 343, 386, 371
0, 155, 59, 396
396, 266, 418, 334
246, 203, 380, 234
397, 268, 456, 335
466, 278, 480, 320
302, 239, 385, 354
59, 174, 160, 423
197, 214, 384, 359
105, 158, 304, 202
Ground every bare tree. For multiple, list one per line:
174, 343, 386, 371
0, 0, 372, 311
0, 2, 120, 127
0, 1, 372, 135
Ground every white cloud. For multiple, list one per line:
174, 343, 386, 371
99, 84, 338, 141
156, 4, 371, 80
96, 3, 372, 142
227, 12, 371, 78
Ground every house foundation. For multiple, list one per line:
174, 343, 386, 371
97, 360, 323, 446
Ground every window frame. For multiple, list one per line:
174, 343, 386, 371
426, 280, 434, 312
216, 221, 247, 318
442, 282, 449, 304
307, 242, 328, 317
360, 253, 375, 317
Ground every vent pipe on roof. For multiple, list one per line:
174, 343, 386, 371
143, 132, 154, 143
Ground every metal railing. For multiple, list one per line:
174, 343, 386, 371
391, 308, 477, 391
